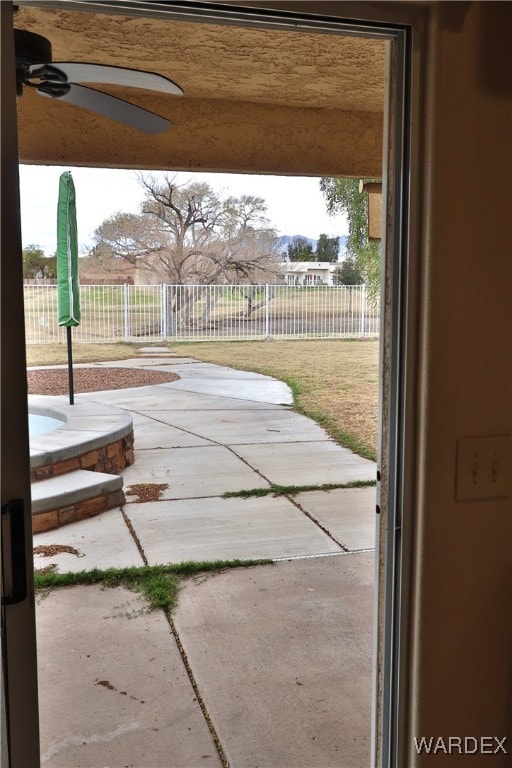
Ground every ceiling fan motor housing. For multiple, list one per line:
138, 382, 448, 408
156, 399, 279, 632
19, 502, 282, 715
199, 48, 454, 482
15, 29, 52, 95
14, 27, 181, 132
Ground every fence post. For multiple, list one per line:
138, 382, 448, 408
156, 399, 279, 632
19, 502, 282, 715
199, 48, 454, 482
360, 284, 366, 336
174, 285, 179, 342
123, 284, 130, 341
265, 284, 270, 338
162, 284, 167, 340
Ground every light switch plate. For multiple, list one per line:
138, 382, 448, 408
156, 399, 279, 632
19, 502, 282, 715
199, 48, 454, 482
456, 435, 511, 501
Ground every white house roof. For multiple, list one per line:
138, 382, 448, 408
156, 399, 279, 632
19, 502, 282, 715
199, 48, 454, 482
280, 261, 336, 273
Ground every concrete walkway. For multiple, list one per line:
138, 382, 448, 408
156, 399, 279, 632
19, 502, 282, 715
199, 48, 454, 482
33, 353, 377, 768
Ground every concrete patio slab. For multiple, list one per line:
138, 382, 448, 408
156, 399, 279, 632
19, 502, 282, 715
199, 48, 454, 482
153, 362, 272, 379
36, 585, 222, 768
138, 408, 327, 444
79, 386, 171, 408
234, 440, 376, 486
85, 387, 278, 411
33, 509, 142, 572
174, 555, 373, 768
125, 496, 342, 564
31, 354, 377, 768
137, 346, 176, 354
135, 357, 200, 365
295, 487, 377, 551
168, 377, 293, 405
131, 413, 214, 449
145, 387, 287, 410
122, 446, 269, 498
91, 357, 199, 368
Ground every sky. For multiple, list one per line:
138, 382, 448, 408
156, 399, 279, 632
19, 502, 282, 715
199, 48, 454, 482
18, 165, 348, 257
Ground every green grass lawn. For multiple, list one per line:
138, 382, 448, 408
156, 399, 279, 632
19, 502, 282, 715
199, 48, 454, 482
26, 342, 139, 366
26, 338, 379, 459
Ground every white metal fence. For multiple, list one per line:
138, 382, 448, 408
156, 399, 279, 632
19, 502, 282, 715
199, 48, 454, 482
24, 284, 380, 344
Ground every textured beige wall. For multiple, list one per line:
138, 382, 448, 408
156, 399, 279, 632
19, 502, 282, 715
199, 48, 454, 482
406, 2, 512, 763
16, 5, 385, 176
18, 89, 383, 176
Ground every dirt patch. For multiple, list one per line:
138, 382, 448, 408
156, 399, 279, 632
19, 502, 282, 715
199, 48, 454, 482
95, 679, 145, 704
35, 563, 59, 575
27, 367, 179, 395
33, 544, 83, 558
126, 483, 169, 503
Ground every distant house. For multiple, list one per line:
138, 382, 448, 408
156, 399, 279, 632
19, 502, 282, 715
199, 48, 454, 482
78, 256, 136, 285
79, 252, 177, 285
78, 255, 343, 287
280, 261, 339, 286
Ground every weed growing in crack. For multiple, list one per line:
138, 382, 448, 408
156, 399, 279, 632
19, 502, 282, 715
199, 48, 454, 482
33, 559, 273, 614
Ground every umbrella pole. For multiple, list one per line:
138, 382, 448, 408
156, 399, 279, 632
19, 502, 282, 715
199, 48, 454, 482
67, 325, 74, 405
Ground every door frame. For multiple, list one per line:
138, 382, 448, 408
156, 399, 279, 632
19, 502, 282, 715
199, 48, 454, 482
1, 4, 41, 766
4, 2, 427, 765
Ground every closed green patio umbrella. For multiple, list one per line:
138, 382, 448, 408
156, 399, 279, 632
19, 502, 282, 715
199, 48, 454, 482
56, 170, 80, 403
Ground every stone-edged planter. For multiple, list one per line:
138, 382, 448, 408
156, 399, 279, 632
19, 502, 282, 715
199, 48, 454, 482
29, 395, 134, 532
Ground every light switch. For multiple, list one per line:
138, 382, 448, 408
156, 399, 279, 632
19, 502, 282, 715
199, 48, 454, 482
456, 435, 511, 501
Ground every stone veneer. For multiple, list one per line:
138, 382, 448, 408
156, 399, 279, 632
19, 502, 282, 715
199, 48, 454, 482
32, 488, 126, 534
30, 432, 134, 483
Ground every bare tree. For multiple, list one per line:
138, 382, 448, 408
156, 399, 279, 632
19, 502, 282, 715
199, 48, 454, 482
137, 174, 223, 284
93, 175, 281, 282
219, 195, 281, 283
90, 211, 163, 273
91, 174, 283, 329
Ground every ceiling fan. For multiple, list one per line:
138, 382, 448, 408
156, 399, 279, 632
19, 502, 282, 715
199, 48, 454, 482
15, 29, 183, 134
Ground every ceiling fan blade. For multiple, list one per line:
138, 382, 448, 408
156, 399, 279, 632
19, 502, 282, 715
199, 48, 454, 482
33, 62, 183, 95
38, 83, 172, 134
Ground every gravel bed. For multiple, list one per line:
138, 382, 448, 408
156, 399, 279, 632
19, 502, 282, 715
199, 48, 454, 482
27, 367, 179, 395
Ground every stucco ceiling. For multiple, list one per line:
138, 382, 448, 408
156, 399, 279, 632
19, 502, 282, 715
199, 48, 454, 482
15, 3, 386, 176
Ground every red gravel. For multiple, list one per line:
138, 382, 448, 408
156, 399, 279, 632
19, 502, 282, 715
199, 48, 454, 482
27, 367, 179, 395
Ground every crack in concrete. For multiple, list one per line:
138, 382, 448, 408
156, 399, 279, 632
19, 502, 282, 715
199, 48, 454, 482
273, 549, 375, 562
285, 494, 350, 552
224, 446, 361, 554
120, 504, 229, 766
121, 507, 148, 566
166, 615, 230, 768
